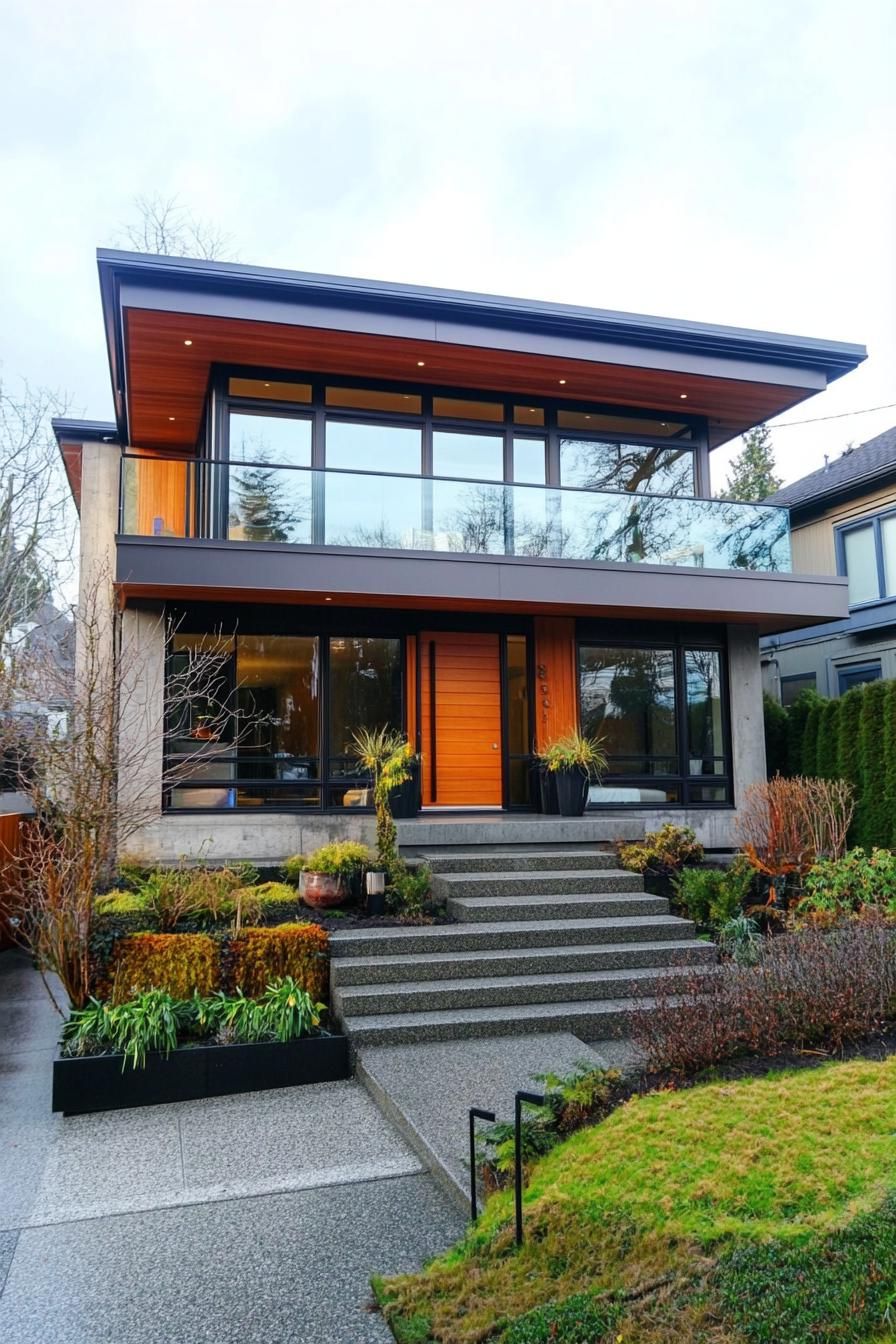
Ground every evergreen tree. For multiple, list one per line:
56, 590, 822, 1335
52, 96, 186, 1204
857, 681, 888, 847
816, 698, 841, 780
762, 693, 788, 777
720, 425, 782, 502
785, 690, 819, 776
836, 687, 864, 827
801, 697, 823, 777
882, 681, 896, 848
229, 461, 302, 543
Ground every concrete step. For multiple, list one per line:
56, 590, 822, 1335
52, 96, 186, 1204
334, 962, 706, 1018
329, 913, 696, 958
447, 891, 668, 923
432, 869, 645, 900
343, 995, 660, 1047
418, 849, 618, 874
396, 816, 646, 848
330, 937, 715, 987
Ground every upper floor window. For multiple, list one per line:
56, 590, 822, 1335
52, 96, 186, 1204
838, 511, 896, 606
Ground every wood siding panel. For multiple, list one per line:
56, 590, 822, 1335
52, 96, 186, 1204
419, 633, 502, 806
791, 482, 896, 576
0, 813, 23, 951
533, 616, 578, 750
123, 450, 188, 537
124, 308, 812, 454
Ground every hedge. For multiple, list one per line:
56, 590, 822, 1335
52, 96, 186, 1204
763, 682, 896, 848
94, 923, 329, 1005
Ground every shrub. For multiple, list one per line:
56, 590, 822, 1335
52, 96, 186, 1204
794, 846, 896, 924
618, 823, 703, 876
717, 914, 762, 966
718, 1195, 896, 1344
301, 841, 372, 877
281, 854, 305, 885
139, 863, 250, 931
387, 865, 432, 918
102, 932, 220, 1003
736, 775, 854, 885
350, 727, 414, 878
503, 1291, 623, 1344
784, 689, 821, 776
674, 856, 753, 928
857, 680, 889, 848
629, 922, 896, 1075
93, 888, 145, 917
226, 923, 329, 1000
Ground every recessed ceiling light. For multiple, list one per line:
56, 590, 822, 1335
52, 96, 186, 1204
417, 360, 425, 367
183, 339, 193, 346
325, 596, 333, 602
168, 416, 176, 421
680, 393, 688, 399
264, 382, 271, 387
558, 379, 567, 385
585, 414, 591, 420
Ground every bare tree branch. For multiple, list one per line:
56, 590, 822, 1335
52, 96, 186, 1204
115, 194, 236, 261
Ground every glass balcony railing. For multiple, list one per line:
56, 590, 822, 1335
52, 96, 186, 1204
119, 455, 792, 573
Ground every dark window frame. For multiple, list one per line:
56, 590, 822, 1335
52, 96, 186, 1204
835, 508, 896, 608
575, 632, 733, 808
836, 660, 882, 695
163, 624, 407, 813
780, 671, 817, 707
213, 363, 710, 496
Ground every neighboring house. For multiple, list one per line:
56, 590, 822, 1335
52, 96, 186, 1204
52, 249, 864, 863
762, 425, 896, 704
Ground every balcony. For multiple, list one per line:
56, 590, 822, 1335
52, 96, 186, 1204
120, 453, 791, 572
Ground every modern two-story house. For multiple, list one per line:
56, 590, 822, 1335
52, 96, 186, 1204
762, 425, 896, 702
54, 250, 864, 864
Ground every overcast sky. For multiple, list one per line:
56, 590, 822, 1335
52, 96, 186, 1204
2, 0, 894, 488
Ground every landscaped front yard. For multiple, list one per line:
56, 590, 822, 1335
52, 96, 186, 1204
376, 1055, 896, 1344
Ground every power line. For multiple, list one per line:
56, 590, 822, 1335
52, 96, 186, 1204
772, 400, 896, 429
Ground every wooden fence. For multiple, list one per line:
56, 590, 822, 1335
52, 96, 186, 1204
0, 812, 23, 950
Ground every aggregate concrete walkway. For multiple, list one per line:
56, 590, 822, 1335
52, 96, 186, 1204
357, 1032, 640, 1209
0, 953, 464, 1343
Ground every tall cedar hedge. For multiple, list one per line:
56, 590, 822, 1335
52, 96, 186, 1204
763, 681, 895, 848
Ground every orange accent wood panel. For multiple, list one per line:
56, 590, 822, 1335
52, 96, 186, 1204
123, 450, 188, 537
419, 633, 502, 806
123, 307, 812, 454
533, 617, 579, 750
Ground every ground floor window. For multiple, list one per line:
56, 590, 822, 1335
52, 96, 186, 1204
578, 639, 731, 805
166, 630, 402, 810
781, 671, 816, 706
836, 660, 881, 695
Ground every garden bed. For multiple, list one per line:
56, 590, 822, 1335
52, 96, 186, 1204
52, 1032, 350, 1115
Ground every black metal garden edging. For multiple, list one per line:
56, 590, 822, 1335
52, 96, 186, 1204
468, 1106, 496, 1222
515, 1090, 546, 1246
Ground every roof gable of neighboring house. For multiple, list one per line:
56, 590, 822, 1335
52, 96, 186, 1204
765, 424, 896, 519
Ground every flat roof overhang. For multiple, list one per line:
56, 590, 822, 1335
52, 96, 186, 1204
97, 250, 866, 454
115, 537, 849, 636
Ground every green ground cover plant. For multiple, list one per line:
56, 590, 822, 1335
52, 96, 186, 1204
673, 857, 753, 930
63, 977, 326, 1068
376, 1055, 896, 1344
794, 847, 896, 925
618, 823, 704, 876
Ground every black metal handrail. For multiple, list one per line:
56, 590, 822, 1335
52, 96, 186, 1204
468, 1106, 496, 1222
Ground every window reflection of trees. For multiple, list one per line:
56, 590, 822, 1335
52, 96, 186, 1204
580, 648, 677, 772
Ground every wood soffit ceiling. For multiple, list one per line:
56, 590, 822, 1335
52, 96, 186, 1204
124, 307, 814, 453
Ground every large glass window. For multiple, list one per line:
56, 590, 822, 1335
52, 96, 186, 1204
326, 386, 422, 415
579, 647, 677, 774
235, 636, 320, 783
557, 409, 692, 438
512, 438, 547, 485
328, 636, 402, 784
578, 641, 730, 805
326, 420, 422, 475
228, 412, 313, 544
559, 440, 695, 496
432, 430, 504, 481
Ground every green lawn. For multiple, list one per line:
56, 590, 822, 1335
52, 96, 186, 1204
375, 1055, 896, 1344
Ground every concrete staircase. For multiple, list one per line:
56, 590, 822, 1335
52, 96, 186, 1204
330, 842, 715, 1048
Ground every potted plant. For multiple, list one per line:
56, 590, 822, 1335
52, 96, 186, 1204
619, 823, 705, 902
351, 728, 414, 878
389, 751, 421, 819
538, 731, 607, 817
301, 841, 372, 909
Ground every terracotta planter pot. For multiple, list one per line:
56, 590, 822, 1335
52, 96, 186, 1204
302, 872, 346, 909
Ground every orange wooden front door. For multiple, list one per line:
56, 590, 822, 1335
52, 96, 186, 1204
419, 633, 503, 806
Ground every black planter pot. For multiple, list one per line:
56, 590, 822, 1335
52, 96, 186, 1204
52, 1033, 350, 1116
642, 867, 678, 904
554, 767, 589, 817
389, 758, 420, 819
537, 764, 560, 815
